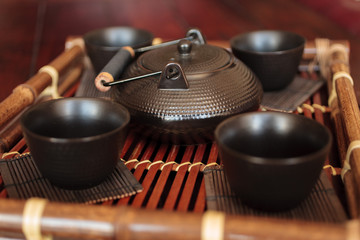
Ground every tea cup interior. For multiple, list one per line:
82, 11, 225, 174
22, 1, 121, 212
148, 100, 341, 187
24, 98, 128, 139
220, 113, 329, 159
84, 26, 153, 50
231, 30, 305, 53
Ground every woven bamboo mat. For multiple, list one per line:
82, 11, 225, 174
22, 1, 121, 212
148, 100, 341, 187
261, 76, 324, 112
204, 166, 348, 223
0, 153, 143, 203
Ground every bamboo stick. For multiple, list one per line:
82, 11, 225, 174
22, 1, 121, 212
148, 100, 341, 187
330, 103, 358, 217
325, 41, 360, 217
0, 198, 350, 240
0, 45, 84, 128
0, 63, 83, 155
0, 119, 22, 155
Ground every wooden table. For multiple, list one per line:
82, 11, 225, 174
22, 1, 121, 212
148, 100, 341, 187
1, 0, 360, 102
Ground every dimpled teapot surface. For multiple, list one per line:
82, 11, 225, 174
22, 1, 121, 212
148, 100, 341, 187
112, 40, 263, 144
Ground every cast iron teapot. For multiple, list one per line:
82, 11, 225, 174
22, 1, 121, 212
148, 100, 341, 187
108, 29, 263, 144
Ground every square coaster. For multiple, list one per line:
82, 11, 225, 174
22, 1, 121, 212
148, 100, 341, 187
0, 153, 142, 204
204, 167, 347, 223
261, 77, 324, 112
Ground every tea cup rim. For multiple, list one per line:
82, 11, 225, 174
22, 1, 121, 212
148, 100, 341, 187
230, 30, 306, 55
21, 97, 130, 143
214, 112, 332, 165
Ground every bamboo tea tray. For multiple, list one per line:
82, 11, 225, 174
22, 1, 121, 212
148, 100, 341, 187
0, 38, 358, 240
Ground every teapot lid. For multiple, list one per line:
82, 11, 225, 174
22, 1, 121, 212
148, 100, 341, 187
139, 40, 232, 74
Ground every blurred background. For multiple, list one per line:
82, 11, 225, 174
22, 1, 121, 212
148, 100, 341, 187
1, 0, 360, 101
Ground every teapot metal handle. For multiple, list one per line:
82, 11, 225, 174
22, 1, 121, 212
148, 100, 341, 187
103, 62, 189, 91
158, 63, 189, 90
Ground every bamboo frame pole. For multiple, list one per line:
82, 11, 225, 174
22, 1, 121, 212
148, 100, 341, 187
324, 40, 360, 217
0, 62, 84, 155
0, 198, 349, 240
330, 103, 359, 217
0, 44, 84, 128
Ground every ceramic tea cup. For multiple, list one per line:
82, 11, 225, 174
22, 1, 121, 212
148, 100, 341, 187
215, 111, 331, 211
230, 30, 305, 91
83, 26, 153, 73
21, 97, 130, 189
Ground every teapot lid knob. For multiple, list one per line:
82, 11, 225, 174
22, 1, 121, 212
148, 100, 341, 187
177, 40, 192, 55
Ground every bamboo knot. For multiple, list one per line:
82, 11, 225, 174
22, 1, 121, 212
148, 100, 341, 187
160, 161, 177, 171
341, 140, 360, 182
323, 165, 338, 176
22, 198, 52, 240
146, 160, 164, 170
121, 158, 220, 172
346, 220, 360, 240
133, 160, 151, 169
297, 103, 329, 114
175, 162, 192, 171
313, 38, 330, 78
328, 71, 353, 106
201, 211, 225, 240
16, 84, 37, 105
1, 151, 21, 159
38, 65, 61, 99
311, 39, 349, 79
188, 162, 204, 172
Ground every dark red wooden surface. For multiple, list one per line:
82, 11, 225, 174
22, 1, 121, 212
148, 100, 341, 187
1, 0, 360, 102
